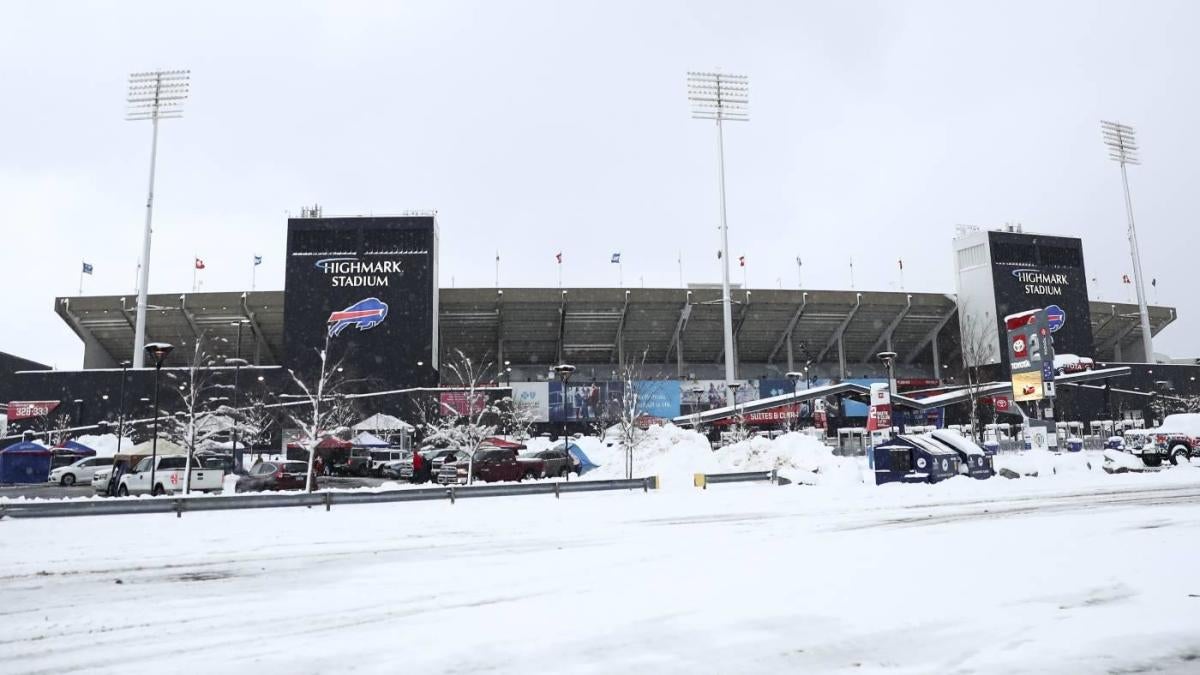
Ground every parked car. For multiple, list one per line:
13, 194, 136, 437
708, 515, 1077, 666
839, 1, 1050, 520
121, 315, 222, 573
48, 456, 110, 486
369, 449, 408, 476
1136, 413, 1200, 467
398, 447, 461, 483
331, 447, 373, 477
116, 455, 224, 496
235, 460, 312, 492
437, 447, 524, 485
195, 451, 243, 476
517, 447, 578, 479
379, 458, 411, 480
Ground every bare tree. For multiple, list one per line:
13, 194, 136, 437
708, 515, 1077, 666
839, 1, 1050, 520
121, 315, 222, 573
161, 335, 230, 494
285, 340, 354, 492
434, 349, 498, 485
497, 395, 539, 442
613, 349, 656, 480
958, 305, 996, 443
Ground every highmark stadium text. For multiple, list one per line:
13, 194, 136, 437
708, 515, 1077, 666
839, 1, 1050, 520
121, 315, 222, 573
316, 257, 417, 287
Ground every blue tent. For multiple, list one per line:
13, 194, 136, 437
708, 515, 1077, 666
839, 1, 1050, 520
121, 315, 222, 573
562, 441, 599, 474
0, 442, 53, 484
58, 440, 97, 457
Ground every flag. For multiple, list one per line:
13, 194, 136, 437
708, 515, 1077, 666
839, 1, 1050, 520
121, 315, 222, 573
738, 255, 745, 267
717, 250, 722, 259
611, 252, 621, 264
555, 252, 562, 264
898, 258, 904, 270
195, 257, 206, 270
1122, 274, 1131, 284
796, 256, 802, 267
81, 262, 93, 275
253, 255, 262, 266
1151, 278, 1157, 287
495, 251, 500, 262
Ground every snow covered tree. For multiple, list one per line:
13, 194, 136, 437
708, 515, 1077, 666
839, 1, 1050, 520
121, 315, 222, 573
612, 349, 655, 480
417, 349, 498, 485
497, 395, 538, 442
284, 339, 356, 492
958, 305, 996, 443
161, 335, 231, 493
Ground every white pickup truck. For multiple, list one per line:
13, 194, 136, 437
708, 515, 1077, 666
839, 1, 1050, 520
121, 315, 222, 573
116, 454, 224, 496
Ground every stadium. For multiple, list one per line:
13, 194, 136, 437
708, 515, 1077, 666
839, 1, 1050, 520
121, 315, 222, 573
1, 214, 1197, 441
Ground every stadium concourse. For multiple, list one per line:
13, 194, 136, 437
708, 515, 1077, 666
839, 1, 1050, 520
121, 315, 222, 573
54, 286, 1175, 380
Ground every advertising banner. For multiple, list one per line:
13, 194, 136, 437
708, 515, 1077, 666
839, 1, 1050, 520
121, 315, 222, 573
6, 400, 61, 422
634, 381, 680, 419
439, 391, 487, 417
679, 380, 753, 416
550, 381, 624, 422
1005, 308, 1055, 402
510, 382, 550, 423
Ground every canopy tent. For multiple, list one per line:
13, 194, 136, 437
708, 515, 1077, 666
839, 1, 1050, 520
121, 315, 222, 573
483, 436, 527, 450
287, 436, 353, 451
54, 439, 97, 458
0, 441, 53, 484
352, 431, 390, 448
353, 413, 413, 433
124, 439, 191, 457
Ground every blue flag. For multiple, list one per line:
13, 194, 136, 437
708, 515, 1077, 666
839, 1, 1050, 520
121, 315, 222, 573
81, 262, 94, 274
611, 252, 621, 263
253, 255, 263, 266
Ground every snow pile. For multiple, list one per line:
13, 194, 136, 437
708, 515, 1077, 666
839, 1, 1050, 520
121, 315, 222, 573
994, 449, 1098, 477
72, 434, 133, 458
587, 425, 717, 487
714, 433, 861, 486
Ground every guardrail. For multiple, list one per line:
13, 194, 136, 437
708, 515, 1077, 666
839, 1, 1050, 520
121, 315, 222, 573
693, 470, 778, 489
0, 476, 660, 520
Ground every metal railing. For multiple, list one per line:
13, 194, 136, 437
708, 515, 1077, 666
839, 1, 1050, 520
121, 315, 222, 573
693, 470, 777, 488
0, 476, 659, 520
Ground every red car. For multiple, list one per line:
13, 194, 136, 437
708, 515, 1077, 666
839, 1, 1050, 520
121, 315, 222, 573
235, 460, 313, 492
437, 447, 524, 484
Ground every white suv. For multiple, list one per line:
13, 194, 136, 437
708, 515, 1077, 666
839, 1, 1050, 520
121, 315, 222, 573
48, 456, 110, 486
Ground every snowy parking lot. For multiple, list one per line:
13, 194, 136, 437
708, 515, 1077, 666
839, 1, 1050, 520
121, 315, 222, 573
2, 465, 1200, 674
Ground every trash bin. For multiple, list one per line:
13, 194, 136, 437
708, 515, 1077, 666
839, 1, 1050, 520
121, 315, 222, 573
983, 441, 1000, 456
1066, 437, 1083, 453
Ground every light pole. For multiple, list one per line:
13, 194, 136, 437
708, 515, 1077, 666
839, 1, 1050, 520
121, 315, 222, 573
127, 69, 189, 368
115, 360, 131, 456
553, 364, 576, 476
1101, 120, 1154, 362
878, 351, 899, 433
786, 371, 803, 432
728, 381, 744, 442
227, 319, 250, 471
144, 342, 174, 494
689, 70, 748, 407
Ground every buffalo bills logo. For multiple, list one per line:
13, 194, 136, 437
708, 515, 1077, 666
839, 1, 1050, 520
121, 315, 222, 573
1045, 304, 1065, 332
327, 297, 389, 337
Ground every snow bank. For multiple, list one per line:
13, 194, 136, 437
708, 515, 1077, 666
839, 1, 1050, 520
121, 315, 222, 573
994, 449, 1098, 477
72, 434, 133, 458
713, 433, 861, 486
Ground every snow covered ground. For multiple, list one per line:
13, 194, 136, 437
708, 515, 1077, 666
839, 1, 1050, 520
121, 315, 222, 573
2, 462, 1200, 674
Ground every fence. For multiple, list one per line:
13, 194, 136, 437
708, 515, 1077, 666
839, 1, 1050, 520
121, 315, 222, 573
0, 476, 659, 520
693, 470, 778, 488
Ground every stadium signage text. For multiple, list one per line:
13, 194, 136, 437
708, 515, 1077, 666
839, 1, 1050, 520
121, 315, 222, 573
1011, 268, 1069, 296
314, 257, 404, 288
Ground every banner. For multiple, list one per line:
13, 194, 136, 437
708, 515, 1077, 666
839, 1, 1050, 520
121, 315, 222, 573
635, 381, 680, 419
1005, 309, 1054, 402
439, 391, 487, 417
679, 380, 752, 416
6, 400, 61, 422
510, 382, 550, 423
550, 381, 624, 422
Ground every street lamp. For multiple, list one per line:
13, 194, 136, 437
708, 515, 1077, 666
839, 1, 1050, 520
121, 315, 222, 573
689, 70, 748, 407
553, 364, 576, 476
144, 342, 174, 494
128, 69, 189, 368
1101, 120, 1154, 363
785, 371, 803, 432
728, 382, 744, 442
227, 319, 250, 470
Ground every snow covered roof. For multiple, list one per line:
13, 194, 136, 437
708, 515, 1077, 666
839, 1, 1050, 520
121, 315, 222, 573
353, 413, 413, 432
352, 431, 390, 447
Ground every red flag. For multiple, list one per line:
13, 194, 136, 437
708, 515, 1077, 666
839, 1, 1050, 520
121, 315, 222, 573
555, 252, 562, 264
738, 256, 745, 267
1122, 274, 1130, 284
194, 257, 206, 270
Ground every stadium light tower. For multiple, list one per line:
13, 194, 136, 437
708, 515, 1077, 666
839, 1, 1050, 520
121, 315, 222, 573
127, 69, 190, 368
1101, 120, 1154, 362
688, 70, 748, 407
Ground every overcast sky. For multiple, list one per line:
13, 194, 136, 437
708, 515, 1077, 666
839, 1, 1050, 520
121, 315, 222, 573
1, 0, 1196, 368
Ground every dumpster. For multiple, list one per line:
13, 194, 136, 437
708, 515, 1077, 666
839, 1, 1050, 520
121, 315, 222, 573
1066, 437, 1084, 453
873, 435, 960, 485
983, 440, 1000, 456
1103, 436, 1124, 451
928, 429, 994, 480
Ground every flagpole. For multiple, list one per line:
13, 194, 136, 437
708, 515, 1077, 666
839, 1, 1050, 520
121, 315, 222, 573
495, 250, 500, 288
79, 265, 84, 295
251, 260, 257, 292
619, 260, 623, 288
192, 255, 197, 293
677, 250, 683, 288
849, 257, 855, 289
796, 257, 802, 288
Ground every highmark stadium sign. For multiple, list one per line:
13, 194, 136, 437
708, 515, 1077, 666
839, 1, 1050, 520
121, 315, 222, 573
1011, 268, 1070, 296
314, 256, 419, 287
